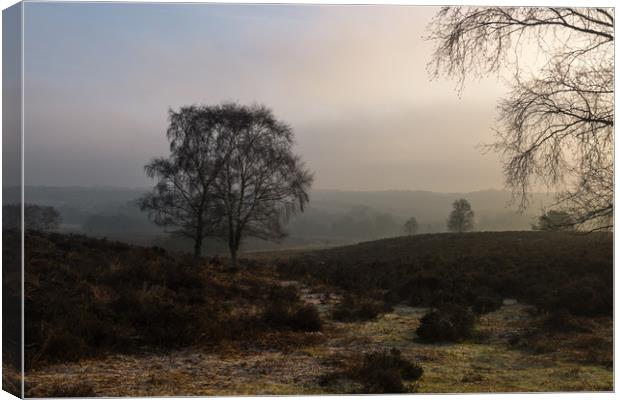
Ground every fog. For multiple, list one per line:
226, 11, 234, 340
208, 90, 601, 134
23, 3, 509, 192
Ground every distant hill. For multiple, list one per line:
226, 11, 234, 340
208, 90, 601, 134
311, 189, 552, 218
300, 189, 554, 233
4, 186, 555, 252
286, 189, 555, 242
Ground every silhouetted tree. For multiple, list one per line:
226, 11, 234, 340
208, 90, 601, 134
212, 103, 313, 268
447, 199, 474, 233
533, 210, 575, 232
404, 217, 419, 235
428, 7, 613, 231
140, 105, 233, 257
3, 204, 61, 231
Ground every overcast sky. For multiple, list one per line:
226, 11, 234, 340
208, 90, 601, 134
23, 2, 510, 192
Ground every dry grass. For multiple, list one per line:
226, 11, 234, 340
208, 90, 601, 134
27, 382, 96, 398
25, 291, 612, 396
19, 230, 327, 371
20, 231, 613, 395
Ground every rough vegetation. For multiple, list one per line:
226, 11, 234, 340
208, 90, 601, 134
355, 348, 423, 393
320, 348, 424, 393
27, 382, 97, 398
16, 230, 613, 395
18, 230, 323, 370
262, 299, 323, 332
332, 294, 391, 322
416, 304, 475, 342
277, 232, 612, 318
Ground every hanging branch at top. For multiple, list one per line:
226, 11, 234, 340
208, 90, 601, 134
427, 7, 614, 231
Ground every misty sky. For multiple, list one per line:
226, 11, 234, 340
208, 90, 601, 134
23, 2, 510, 192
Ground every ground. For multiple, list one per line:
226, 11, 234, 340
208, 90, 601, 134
24, 280, 612, 396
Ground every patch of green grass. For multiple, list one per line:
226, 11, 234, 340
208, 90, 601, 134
416, 344, 612, 393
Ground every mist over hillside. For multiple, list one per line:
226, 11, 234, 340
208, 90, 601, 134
298, 189, 553, 233
7, 186, 553, 253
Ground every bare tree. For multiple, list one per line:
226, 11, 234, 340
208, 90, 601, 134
427, 7, 613, 231
447, 199, 475, 233
140, 105, 232, 257
404, 216, 419, 235
3, 204, 61, 231
212, 103, 313, 268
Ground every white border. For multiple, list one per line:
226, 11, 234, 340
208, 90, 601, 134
0, 1, 616, 400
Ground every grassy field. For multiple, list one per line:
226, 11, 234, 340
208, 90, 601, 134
6, 230, 613, 395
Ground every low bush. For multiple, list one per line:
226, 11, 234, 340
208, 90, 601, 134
290, 304, 324, 331
354, 348, 423, 393
471, 291, 503, 315
332, 295, 391, 322
319, 348, 423, 394
541, 309, 594, 333
266, 284, 302, 305
262, 302, 322, 332
35, 326, 88, 364
429, 288, 470, 308
261, 283, 322, 332
416, 304, 475, 343
538, 278, 612, 317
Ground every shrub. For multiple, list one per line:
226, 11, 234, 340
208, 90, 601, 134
261, 283, 322, 331
36, 327, 88, 364
361, 368, 404, 394
262, 302, 322, 332
430, 288, 470, 308
540, 279, 612, 317
332, 295, 390, 322
406, 288, 435, 307
416, 304, 475, 343
354, 348, 423, 393
289, 304, 323, 332
471, 292, 503, 314
541, 309, 594, 333
267, 284, 301, 304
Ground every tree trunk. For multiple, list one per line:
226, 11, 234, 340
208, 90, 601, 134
193, 223, 203, 258
229, 242, 238, 269
193, 238, 202, 258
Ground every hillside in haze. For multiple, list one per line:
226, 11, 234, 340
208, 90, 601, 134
7, 186, 553, 253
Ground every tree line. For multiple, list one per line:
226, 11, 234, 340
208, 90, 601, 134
404, 198, 475, 235
405, 199, 574, 234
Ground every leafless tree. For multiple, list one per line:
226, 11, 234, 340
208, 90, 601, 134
212, 103, 313, 268
3, 204, 61, 231
427, 7, 613, 231
404, 216, 419, 235
140, 105, 233, 257
447, 199, 475, 233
